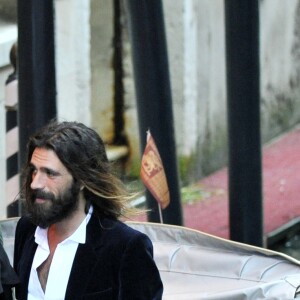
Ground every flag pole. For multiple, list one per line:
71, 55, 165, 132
158, 204, 164, 224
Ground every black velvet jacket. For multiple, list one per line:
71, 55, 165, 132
0, 243, 19, 300
14, 214, 163, 299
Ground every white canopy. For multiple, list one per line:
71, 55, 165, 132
127, 222, 300, 299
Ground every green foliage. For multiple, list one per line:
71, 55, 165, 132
126, 156, 142, 178
181, 184, 225, 204
178, 155, 196, 186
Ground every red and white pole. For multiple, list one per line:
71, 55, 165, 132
5, 43, 20, 217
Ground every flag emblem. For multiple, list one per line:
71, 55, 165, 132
140, 131, 170, 209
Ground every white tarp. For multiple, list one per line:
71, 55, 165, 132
127, 222, 300, 299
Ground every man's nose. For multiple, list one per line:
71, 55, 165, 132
30, 172, 45, 190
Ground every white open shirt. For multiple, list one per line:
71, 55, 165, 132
28, 207, 92, 300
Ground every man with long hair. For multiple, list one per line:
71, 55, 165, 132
13, 120, 163, 299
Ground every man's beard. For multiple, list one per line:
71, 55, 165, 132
26, 181, 81, 228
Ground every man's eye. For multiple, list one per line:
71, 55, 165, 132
46, 170, 56, 177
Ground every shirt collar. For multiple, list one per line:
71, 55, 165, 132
34, 205, 93, 246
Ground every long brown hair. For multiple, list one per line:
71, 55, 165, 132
21, 120, 137, 219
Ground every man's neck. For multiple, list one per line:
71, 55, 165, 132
48, 198, 87, 251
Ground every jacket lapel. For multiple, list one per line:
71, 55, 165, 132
17, 232, 38, 300
65, 214, 104, 299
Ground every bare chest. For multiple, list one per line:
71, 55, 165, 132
37, 251, 54, 292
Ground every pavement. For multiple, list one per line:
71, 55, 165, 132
132, 124, 300, 244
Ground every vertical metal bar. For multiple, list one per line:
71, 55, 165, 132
17, 0, 57, 194
225, 0, 263, 246
124, 0, 183, 225
113, 0, 127, 146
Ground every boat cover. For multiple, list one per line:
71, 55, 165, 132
1, 217, 300, 299
127, 221, 300, 299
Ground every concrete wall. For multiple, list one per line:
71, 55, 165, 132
55, 0, 91, 125
163, 0, 227, 183
260, 0, 300, 141
90, 0, 115, 142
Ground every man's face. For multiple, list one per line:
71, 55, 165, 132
27, 147, 81, 228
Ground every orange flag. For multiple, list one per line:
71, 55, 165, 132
140, 131, 170, 209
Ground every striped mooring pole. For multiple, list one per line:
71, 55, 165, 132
5, 43, 20, 217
